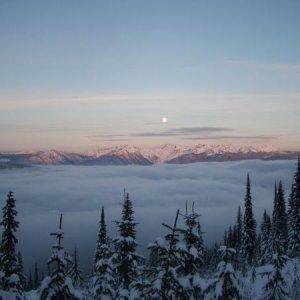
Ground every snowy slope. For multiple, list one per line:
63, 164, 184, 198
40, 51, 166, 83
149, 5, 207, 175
0, 143, 297, 166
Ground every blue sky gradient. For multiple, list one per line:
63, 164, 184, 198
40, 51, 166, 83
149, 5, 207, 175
0, 1, 299, 151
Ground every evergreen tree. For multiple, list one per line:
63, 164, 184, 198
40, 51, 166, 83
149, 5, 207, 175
34, 263, 39, 289
205, 243, 221, 274
290, 263, 300, 300
0, 191, 23, 293
27, 270, 33, 291
205, 246, 241, 300
260, 210, 272, 265
223, 230, 228, 247
241, 174, 256, 266
17, 251, 26, 289
68, 246, 84, 288
147, 210, 185, 299
227, 226, 235, 248
92, 206, 114, 298
273, 181, 288, 251
263, 237, 289, 300
111, 192, 141, 299
131, 268, 152, 299
40, 214, 79, 300
235, 206, 243, 252
177, 203, 204, 298
288, 157, 300, 257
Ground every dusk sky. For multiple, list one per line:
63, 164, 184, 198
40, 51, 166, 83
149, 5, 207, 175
0, 0, 299, 151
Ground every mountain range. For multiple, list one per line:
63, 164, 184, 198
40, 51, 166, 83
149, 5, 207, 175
0, 144, 298, 167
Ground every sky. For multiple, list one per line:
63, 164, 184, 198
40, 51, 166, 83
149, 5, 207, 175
0, 0, 299, 151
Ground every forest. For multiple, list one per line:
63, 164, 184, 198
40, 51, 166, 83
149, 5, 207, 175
0, 159, 299, 300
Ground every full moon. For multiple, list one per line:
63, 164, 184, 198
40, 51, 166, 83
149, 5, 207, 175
162, 117, 167, 123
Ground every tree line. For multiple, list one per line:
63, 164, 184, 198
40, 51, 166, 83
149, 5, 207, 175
0, 158, 299, 299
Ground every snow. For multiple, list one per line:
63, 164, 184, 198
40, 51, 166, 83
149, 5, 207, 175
7, 142, 281, 165
87, 143, 278, 163
8, 274, 19, 284
5, 259, 297, 299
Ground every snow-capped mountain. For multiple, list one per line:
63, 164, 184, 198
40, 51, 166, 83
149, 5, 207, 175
0, 143, 296, 166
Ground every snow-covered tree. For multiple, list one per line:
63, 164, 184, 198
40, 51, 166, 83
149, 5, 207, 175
241, 174, 256, 267
263, 181, 290, 299
205, 246, 241, 300
177, 203, 204, 298
68, 246, 84, 288
147, 210, 185, 299
27, 270, 33, 291
205, 243, 221, 274
263, 237, 289, 300
0, 191, 23, 293
34, 263, 39, 289
40, 214, 79, 300
272, 181, 288, 251
16, 251, 26, 290
235, 206, 243, 252
290, 263, 300, 299
92, 206, 114, 299
260, 210, 272, 265
288, 157, 300, 257
111, 192, 141, 299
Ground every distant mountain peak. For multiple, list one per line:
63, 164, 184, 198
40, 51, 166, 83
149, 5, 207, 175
1, 143, 296, 166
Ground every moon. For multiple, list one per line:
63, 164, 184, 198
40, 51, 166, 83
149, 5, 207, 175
162, 117, 167, 123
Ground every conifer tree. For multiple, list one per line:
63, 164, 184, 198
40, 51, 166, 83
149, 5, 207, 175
111, 192, 141, 299
196, 221, 205, 268
205, 246, 241, 300
234, 206, 243, 269
131, 266, 152, 299
241, 174, 256, 266
263, 182, 290, 299
291, 263, 300, 299
92, 206, 114, 298
34, 263, 39, 289
0, 191, 23, 293
177, 203, 204, 298
17, 251, 26, 289
223, 230, 228, 247
288, 157, 300, 257
235, 206, 243, 252
273, 181, 288, 251
68, 246, 84, 288
260, 210, 272, 265
209, 243, 222, 274
263, 236, 289, 300
147, 210, 185, 299
28, 270, 33, 291
40, 214, 79, 300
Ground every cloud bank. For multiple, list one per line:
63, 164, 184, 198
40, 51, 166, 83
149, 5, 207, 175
0, 160, 296, 273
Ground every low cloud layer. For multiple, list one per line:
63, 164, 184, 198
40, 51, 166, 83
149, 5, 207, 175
0, 160, 296, 273
90, 126, 233, 141
89, 126, 277, 142
184, 135, 277, 140
133, 126, 232, 137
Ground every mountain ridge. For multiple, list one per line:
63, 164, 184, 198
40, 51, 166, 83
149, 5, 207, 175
0, 144, 298, 166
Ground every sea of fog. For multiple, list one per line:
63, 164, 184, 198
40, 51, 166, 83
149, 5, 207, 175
0, 160, 297, 274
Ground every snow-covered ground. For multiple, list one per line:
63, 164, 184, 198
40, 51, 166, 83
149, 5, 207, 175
1, 258, 299, 299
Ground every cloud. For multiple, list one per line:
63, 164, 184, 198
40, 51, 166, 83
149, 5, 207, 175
87, 126, 233, 141
0, 160, 296, 273
87, 127, 277, 143
1, 92, 300, 112
133, 126, 232, 137
102, 138, 132, 142
184, 135, 277, 141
